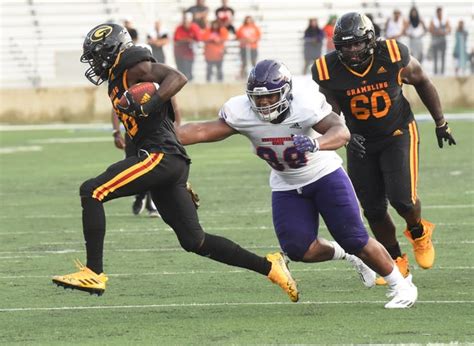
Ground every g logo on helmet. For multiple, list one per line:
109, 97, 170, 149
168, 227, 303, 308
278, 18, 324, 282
91, 25, 113, 42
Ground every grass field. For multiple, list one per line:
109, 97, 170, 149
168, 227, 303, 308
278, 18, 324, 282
0, 120, 473, 344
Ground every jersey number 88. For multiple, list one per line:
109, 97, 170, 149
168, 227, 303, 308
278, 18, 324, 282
256, 146, 307, 171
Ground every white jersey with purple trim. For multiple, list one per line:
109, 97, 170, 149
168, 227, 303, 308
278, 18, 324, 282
219, 81, 343, 191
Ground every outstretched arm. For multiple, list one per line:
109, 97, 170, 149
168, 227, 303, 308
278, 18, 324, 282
176, 119, 238, 145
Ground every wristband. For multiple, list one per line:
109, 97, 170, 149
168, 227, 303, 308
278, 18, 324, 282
436, 121, 447, 128
312, 138, 320, 152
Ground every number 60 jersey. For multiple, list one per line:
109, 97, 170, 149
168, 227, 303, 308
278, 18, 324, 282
218, 80, 343, 191
312, 39, 413, 140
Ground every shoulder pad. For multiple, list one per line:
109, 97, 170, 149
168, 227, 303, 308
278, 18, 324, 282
111, 46, 156, 76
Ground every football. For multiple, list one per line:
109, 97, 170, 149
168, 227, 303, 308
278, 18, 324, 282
118, 82, 159, 108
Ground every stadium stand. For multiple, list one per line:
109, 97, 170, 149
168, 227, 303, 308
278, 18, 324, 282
1, 0, 472, 88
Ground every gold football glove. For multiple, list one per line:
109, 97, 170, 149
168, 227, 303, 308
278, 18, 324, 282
186, 182, 200, 209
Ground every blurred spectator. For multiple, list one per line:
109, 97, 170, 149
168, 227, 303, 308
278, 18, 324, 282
186, 0, 209, 29
236, 16, 261, 79
470, 49, 474, 75
366, 14, 381, 38
453, 20, 469, 76
302, 18, 325, 74
125, 20, 152, 52
123, 19, 138, 43
404, 6, 426, 63
385, 9, 406, 40
174, 12, 202, 81
323, 15, 337, 53
202, 20, 229, 82
147, 20, 169, 63
215, 0, 235, 34
429, 7, 451, 75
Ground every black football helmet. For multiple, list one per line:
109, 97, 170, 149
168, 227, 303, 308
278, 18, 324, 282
80, 23, 133, 85
333, 12, 376, 69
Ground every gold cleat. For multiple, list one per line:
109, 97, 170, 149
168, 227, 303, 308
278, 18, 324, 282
404, 219, 435, 269
52, 259, 108, 296
266, 252, 299, 302
375, 253, 410, 286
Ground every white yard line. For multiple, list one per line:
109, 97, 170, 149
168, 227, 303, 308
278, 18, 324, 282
0, 221, 473, 236
1, 114, 472, 132
30, 137, 112, 144
0, 266, 473, 280
1, 300, 473, 312
0, 145, 43, 154
0, 239, 472, 257
0, 204, 472, 220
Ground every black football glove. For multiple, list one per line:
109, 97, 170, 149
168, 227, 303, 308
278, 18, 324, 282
116, 91, 148, 118
435, 121, 456, 148
346, 134, 366, 159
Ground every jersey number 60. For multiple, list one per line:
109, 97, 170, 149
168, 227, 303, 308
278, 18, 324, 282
350, 90, 392, 120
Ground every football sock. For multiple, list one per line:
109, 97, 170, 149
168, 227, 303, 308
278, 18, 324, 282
383, 264, 405, 287
330, 241, 346, 260
386, 243, 403, 259
198, 233, 271, 275
81, 197, 106, 274
409, 223, 424, 239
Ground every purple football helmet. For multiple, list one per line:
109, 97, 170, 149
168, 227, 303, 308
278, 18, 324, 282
246, 59, 292, 122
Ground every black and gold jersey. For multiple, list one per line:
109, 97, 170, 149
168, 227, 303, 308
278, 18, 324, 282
108, 46, 189, 160
312, 40, 414, 140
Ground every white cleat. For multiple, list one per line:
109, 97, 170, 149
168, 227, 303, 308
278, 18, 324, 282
345, 254, 376, 288
385, 274, 418, 309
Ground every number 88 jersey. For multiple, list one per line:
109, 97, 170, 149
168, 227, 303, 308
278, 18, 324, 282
219, 81, 343, 191
312, 39, 414, 140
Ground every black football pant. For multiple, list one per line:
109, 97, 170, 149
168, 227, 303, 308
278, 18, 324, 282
124, 134, 148, 205
347, 120, 420, 223
79, 152, 270, 276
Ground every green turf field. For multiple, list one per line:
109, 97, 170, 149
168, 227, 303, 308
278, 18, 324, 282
0, 120, 473, 344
